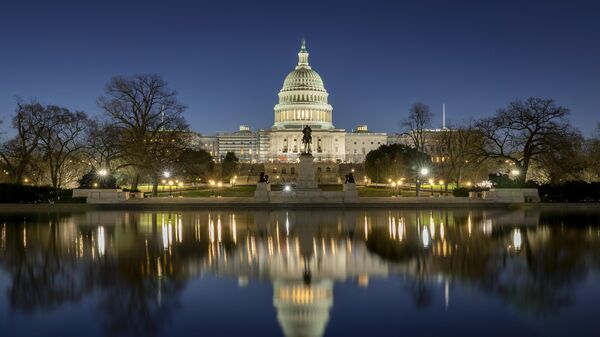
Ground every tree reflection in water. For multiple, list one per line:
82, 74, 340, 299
0, 208, 600, 336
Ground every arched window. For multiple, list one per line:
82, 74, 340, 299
326, 167, 331, 173
317, 167, 322, 173
282, 168, 287, 174
290, 167, 295, 175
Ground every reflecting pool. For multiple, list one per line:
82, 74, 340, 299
1, 208, 600, 337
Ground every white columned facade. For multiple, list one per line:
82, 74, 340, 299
268, 39, 345, 163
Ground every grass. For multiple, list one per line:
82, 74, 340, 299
319, 184, 343, 191
357, 186, 406, 197
154, 185, 256, 198
132, 183, 451, 198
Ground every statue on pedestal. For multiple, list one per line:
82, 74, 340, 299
302, 125, 312, 154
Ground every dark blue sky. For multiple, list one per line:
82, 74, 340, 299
1, 0, 599, 136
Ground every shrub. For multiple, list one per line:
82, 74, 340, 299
488, 173, 539, 188
538, 181, 600, 202
452, 187, 469, 197
78, 169, 117, 189
452, 186, 490, 197
0, 183, 68, 203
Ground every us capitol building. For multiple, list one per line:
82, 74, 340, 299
200, 39, 388, 165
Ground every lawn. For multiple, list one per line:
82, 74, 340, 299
154, 185, 256, 198
131, 183, 450, 198
357, 186, 416, 197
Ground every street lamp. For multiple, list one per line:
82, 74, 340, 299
178, 182, 184, 197
417, 168, 429, 197
439, 180, 444, 196
510, 169, 520, 177
428, 178, 434, 196
163, 171, 171, 179
217, 181, 223, 197
168, 180, 174, 197
98, 169, 108, 177
210, 180, 216, 197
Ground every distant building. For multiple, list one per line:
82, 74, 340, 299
216, 125, 260, 162
345, 125, 387, 163
198, 135, 218, 157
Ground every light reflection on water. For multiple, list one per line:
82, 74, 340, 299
1, 208, 600, 337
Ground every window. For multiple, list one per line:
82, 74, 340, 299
317, 167, 322, 173
282, 168, 287, 174
326, 167, 331, 173
290, 167, 295, 174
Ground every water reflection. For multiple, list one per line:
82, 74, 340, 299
1, 208, 600, 336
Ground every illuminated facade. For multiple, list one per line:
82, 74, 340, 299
211, 40, 388, 164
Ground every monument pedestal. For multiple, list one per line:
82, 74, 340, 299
296, 153, 319, 190
254, 182, 271, 202
343, 182, 359, 202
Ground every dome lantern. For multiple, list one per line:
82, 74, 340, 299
297, 38, 310, 69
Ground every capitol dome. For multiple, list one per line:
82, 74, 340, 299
273, 39, 334, 130
281, 68, 326, 92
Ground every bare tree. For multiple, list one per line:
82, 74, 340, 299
475, 97, 574, 183
0, 100, 43, 183
435, 122, 485, 188
85, 119, 125, 171
98, 74, 188, 194
581, 123, 600, 182
35, 106, 90, 188
401, 103, 433, 153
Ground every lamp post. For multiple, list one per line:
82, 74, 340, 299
439, 180, 444, 196
417, 168, 429, 197
210, 180, 216, 197
178, 182, 184, 197
391, 182, 397, 197
168, 180, 174, 197
428, 178, 434, 196
217, 181, 223, 197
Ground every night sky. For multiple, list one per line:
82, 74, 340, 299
1, 0, 599, 136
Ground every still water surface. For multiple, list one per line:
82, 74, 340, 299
1, 208, 600, 337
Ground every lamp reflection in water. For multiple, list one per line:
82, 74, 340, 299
0, 208, 567, 337
422, 227, 430, 248
513, 228, 522, 251
98, 226, 105, 257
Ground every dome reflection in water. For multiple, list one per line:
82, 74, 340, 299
1, 208, 600, 337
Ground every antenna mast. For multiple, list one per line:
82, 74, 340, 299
442, 103, 446, 129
